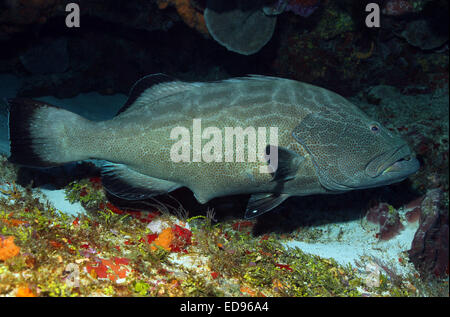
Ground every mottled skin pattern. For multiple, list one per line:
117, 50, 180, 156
28, 76, 418, 204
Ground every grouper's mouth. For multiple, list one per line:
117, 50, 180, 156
366, 144, 420, 184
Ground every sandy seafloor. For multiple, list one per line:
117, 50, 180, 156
0, 73, 437, 290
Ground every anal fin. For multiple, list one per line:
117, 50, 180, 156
101, 162, 180, 200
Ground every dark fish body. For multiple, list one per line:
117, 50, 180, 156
7, 74, 419, 218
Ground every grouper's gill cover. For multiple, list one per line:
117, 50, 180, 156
6, 74, 420, 219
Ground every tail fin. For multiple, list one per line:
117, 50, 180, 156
8, 98, 92, 167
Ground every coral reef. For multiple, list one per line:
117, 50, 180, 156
0, 155, 432, 297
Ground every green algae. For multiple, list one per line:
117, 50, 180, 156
65, 179, 105, 211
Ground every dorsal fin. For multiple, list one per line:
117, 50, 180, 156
115, 73, 195, 116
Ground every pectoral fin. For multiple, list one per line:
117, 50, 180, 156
244, 193, 290, 219
266, 145, 304, 182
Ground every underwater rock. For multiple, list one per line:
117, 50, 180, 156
408, 188, 449, 278
20, 37, 69, 75
366, 202, 404, 240
400, 19, 448, 50
204, 0, 277, 55
404, 196, 424, 223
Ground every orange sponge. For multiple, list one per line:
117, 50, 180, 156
16, 286, 36, 297
0, 236, 20, 261
157, 0, 209, 35
151, 227, 174, 251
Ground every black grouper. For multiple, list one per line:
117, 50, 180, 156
7, 74, 420, 218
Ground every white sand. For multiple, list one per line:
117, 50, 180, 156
284, 210, 420, 277
39, 187, 86, 218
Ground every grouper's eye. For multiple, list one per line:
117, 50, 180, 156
370, 124, 380, 133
